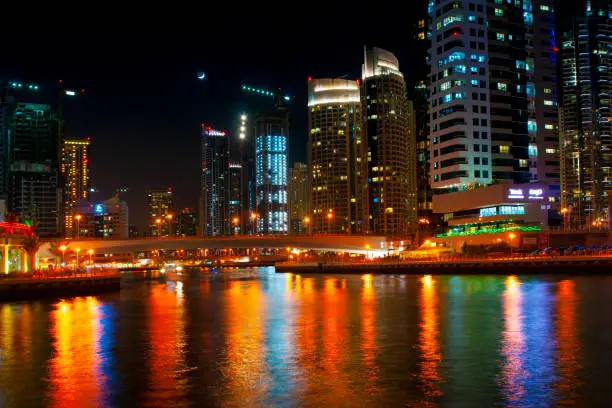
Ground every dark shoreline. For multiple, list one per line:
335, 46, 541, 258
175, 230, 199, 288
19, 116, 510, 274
0, 275, 121, 302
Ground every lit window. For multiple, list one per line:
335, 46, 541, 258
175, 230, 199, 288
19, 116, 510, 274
540, 4, 549, 11
499, 145, 510, 153
544, 124, 554, 130
497, 82, 508, 91
544, 88, 552, 94
545, 148, 556, 154
495, 8, 503, 16
496, 32, 505, 41
544, 100, 553, 106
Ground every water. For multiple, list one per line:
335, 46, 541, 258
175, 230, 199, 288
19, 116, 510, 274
1, 268, 611, 407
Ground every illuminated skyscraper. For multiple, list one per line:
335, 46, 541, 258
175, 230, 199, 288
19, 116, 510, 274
254, 108, 289, 235
288, 162, 309, 234
308, 78, 365, 234
560, 0, 611, 226
228, 162, 243, 234
147, 187, 173, 236
61, 138, 90, 238
200, 125, 230, 236
362, 47, 417, 235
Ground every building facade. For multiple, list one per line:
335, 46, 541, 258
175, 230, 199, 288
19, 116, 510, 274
228, 163, 243, 234
362, 47, 417, 235
560, 0, 611, 226
308, 78, 365, 234
147, 187, 173, 236
5, 102, 60, 236
176, 207, 197, 237
428, 0, 560, 225
288, 162, 309, 234
73, 197, 129, 239
254, 108, 289, 234
200, 125, 230, 236
61, 138, 90, 238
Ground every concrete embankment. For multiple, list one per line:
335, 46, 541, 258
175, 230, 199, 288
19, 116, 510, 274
0, 273, 121, 301
275, 257, 612, 275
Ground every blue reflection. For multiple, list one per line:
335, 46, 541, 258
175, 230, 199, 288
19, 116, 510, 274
97, 302, 117, 406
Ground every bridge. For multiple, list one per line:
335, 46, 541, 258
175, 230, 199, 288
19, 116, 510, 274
37, 235, 389, 259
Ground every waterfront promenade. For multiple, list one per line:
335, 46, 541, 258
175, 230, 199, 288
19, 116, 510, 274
275, 254, 612, 275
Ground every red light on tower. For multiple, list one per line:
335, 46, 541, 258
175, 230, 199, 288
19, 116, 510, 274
308, 76, 312, 81
553, 46, 559, 52
356, 79, 360, 85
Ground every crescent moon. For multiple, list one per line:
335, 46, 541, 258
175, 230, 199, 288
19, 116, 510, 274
197, 72, 206, 80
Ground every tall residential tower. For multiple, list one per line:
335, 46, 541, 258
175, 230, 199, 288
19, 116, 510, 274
61, 137, 90, 237
362, 47, 417, 235
308, 78, 365, 234
200, 125, 230, 236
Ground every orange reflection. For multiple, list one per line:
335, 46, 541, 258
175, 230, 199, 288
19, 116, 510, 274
361, 274, 378, 393
221, 280, 268, 405
144, 283, 187, 405
556, 279, 581, 400
47, 297, 103, 408
321, 278, 350, 399
418, 275, 442, 403
499, 275, 525, 404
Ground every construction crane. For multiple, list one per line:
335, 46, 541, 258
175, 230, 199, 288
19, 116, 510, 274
240, 84, 294, 107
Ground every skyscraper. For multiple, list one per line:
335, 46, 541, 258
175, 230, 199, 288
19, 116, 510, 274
254, 108, 289, 235
61, 137, 90, 238
6, 102, 60, 236
228, 162, 243, 234
200, 125, 230, 236
427, 0, 559, 204
147, 187, 173, 236
288, 162, 309, 234
560, 0, 611, 226
308, 78, 365, 234
362, 47, 417, 235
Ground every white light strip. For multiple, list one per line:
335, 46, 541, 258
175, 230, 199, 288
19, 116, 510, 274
308, 96, 361, 106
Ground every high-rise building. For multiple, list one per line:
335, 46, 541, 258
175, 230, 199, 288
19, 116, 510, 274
288, 162, 309, 234
560, 0, 611, 226
308, 78, 365, 234
74, 196, 129, 239
200, 125, 230, 236
228, 163, 243, 234
254, 108, 289, 235
428, 0, 560, 228
147, 187, 173, 236
61, 138, 90, 238
0, 96, 16, 202
362, 47, 417, 235
176, 207, 197, 237
5, 102, 60, 236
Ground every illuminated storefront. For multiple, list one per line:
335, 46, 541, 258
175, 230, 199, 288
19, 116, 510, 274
432, 183, 560, 238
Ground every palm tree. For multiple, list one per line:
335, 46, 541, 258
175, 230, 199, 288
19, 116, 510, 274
21, 235, 41, 272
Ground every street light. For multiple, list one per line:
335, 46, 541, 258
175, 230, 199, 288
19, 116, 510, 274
560, 207, 568, 231
75, 248, 81, 268
166, 214, 173, 236
303, 216, 311, 236
59, 245, 67, 266
74, 214, 82, 239
508, 232, 516, 257
155, 218, 162, 239
326, 211, 334, 234
232, 216, 240, 235
250, 212, 258, 235
88, 249, 94, 265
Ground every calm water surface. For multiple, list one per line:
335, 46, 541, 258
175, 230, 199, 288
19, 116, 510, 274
1, 268, 612, 407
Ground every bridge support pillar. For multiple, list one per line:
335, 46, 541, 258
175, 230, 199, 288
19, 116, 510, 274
21, 249, 28, 273
1, 243, 8, 274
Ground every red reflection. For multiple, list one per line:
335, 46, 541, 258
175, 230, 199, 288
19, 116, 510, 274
47, 297, 103, 408
418, 275, 442, 402
143, 283, 186, 405
221, 280, 268, 405
361, 274, 379, 393
499, 276, 526, 404
556, 280, 581, 400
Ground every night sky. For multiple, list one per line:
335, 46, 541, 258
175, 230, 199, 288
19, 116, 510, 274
2, 0, 577, 231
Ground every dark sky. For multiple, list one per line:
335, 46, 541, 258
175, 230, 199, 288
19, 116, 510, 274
2, 0, 577, 231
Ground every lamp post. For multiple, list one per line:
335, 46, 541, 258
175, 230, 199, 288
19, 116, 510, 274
75, 248, 81, 269
155, 218, 162, 239
560, 207, 568, 231
326, 211, 334, 234
250, 212, 258, 235
59, 245, 67, 267
232, 216, 240, 235
166, 214, 173, 236
303, 216, 311, 236
88, 249, 94, 265
74, 214, 82, 239
508, 232, 516, 257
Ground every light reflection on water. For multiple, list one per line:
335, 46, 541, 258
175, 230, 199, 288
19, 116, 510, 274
0, 270, 610, 407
